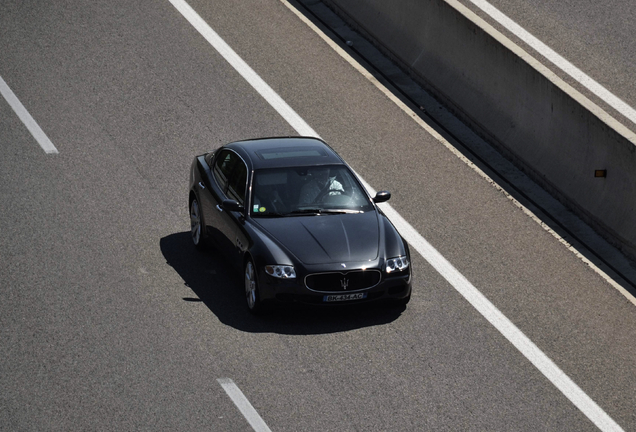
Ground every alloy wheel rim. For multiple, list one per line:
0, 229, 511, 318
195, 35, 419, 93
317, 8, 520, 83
190, 200, 201, 245
245, 262, 256, 309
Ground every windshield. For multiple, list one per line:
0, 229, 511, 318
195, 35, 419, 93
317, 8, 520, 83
250, 165, 374, 217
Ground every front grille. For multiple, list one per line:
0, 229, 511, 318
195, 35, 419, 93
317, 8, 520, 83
305, 270, 382, 293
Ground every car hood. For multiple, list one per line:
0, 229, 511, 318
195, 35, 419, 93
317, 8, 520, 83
255, 212, 380, 265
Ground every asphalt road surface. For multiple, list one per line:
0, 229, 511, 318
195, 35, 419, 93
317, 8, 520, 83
1, 0, 635, 430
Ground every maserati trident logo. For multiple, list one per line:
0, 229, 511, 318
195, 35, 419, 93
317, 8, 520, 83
340, 278, 349, 290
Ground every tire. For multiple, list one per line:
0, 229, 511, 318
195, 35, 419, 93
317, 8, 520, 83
397, 292, 411, 306
244, 259, 263, 314
388, 292, 411, 308
190, 197, 206, 249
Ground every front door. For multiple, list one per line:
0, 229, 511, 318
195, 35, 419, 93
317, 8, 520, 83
202, 149, 247, 263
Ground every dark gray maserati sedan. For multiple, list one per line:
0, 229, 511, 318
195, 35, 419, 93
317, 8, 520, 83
188, 137, 411, 313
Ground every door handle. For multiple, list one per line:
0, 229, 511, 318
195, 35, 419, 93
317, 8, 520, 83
198, 182, 205, 189
216, 204, 223, 212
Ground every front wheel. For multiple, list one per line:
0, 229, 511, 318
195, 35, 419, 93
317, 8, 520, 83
388, 292, 411, 308
396, 292, 411, 306
244, 259, 263, 314
190, 197, 205, 249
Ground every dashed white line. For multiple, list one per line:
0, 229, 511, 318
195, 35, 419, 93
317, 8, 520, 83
0, 75, 58, 154
218, 378, 273, 432
170, 1, 624, 430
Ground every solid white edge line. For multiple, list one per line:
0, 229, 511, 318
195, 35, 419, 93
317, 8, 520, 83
374, 198, 624, 432
279, 0, 636, 308
0, 75, 58, 154
167, 0, 319, 139
171, 1, 624, 430
218, 378, 273, 432
466, 0, 636, 126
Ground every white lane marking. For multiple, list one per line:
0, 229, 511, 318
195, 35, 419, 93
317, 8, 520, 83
167, 0, 318, 138
279, 0, 636, 308
466, 0, 636, 126
218, 378, 273, 432
374, 193, 624, 432
0, 75, 58, 154
170, 1, 624, 430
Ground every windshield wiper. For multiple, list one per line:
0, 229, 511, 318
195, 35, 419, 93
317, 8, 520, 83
257, 212, 287, 218
287, 208, 363, 216
322, 209, 363, 214
288, 209, 322, 215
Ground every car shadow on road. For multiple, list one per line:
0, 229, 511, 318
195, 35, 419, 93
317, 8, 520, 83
160, 232, 405, 335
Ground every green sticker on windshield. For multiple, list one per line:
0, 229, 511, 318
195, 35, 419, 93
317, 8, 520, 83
253, 205, 259, 212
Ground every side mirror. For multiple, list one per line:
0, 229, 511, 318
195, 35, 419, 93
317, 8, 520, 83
373, 191, 391, 203
222, 199, 244, 212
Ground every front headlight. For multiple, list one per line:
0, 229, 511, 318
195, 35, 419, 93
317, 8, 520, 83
385, 256, 409, 273
265, 265, 296, 279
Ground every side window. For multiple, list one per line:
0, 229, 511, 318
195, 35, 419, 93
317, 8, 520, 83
213, 150, 237, 192
227, 161, 247, 205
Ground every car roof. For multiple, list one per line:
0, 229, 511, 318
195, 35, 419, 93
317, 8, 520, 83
224, 137, 345, 169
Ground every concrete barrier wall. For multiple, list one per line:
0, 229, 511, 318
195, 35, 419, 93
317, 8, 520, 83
322, 0, 636, 260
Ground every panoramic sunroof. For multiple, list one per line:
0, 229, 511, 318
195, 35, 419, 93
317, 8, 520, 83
255, 146, 328, 160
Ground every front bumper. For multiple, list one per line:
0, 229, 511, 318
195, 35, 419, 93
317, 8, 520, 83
258, 269, 412, 305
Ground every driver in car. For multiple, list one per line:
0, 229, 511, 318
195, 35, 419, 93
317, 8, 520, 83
299, 167, 344, 204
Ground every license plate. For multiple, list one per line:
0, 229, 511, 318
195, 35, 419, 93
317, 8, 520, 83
323, 293, 367, 302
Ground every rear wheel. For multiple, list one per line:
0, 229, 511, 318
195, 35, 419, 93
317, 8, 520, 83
244, 259, 263, 314
190, 197, 205, 249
